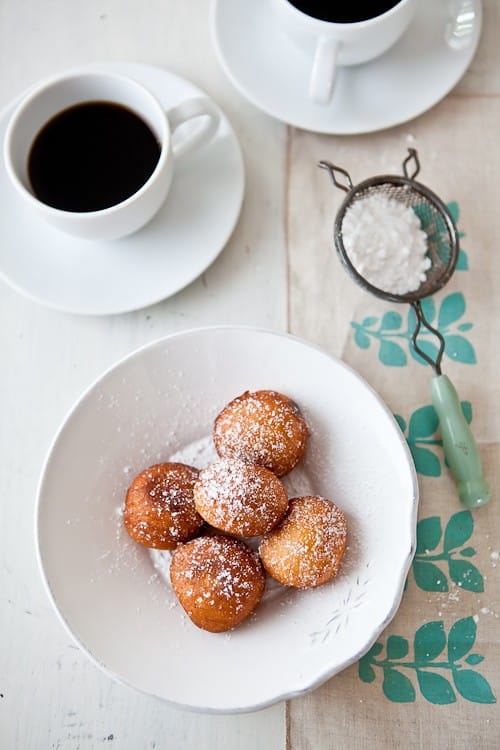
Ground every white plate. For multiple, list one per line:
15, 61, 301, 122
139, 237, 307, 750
36, 327, 418, 713
0, 63, 244, 315
211, 0, 482, 134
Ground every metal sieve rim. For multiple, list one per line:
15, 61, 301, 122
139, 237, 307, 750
333, 174, 460, 305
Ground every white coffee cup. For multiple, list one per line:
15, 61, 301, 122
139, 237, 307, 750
272, 0, 417, 105
3, 71, 220, 240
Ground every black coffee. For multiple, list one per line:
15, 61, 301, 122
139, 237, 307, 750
286, 1, 401, 23
28, 101, 161, 212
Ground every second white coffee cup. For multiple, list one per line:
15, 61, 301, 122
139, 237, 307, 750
3, 71, 220, 240
272, 0, 417, 105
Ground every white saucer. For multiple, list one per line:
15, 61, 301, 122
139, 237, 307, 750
211, 0, 482, 134
0, 63, 244, 315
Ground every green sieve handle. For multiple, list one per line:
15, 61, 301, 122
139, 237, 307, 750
431, 374, 491, 508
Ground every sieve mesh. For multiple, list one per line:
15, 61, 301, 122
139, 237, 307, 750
319, 150, 461, 373
334, 176, 459, 304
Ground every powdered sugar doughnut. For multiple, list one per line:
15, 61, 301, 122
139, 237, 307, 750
124, 462, 203, 550
259, 496, 347, 588
213, 390, 309, 477
170, 535, 265, 632
193, 458, 288, 537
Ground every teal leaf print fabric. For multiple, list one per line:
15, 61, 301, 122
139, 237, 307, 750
411, 511, 483, 593
351, 292, 476, 367
358, 618, 495, 704
395, 401, 472, 478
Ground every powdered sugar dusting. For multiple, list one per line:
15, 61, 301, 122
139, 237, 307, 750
169, 435, 217, 469
170, 536, 265, 631
194, 458, 289, 536
282, 463, 316, 498
260, 496, 347, 589
150, 547, 173, 578
124, 462, 202, 549
129, 425, 348, 625
342, 192, 430, 295
145, 434, 318, 605
214, 390, 309, 477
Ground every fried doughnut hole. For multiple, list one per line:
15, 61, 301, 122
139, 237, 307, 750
170, 535, 266, 632
124, 462, 203, 550
193, 458, 288, 536
213, 390, 309, 477
259, 496, 347, 588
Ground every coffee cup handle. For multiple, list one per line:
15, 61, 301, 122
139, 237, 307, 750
166, 97, 220, 160
310, 35, 338, 105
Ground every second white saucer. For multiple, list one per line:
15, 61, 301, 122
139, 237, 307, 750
211, 0, 482, 134
0, 62, 244, 315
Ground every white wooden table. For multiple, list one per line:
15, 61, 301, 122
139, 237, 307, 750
1, 1, 498, 748
0, 2, 287, 747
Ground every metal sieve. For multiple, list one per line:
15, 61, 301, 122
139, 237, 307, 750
319, 149, 490, 508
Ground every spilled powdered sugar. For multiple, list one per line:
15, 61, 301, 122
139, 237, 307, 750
341, 192, 430, 295
170, 435, 217, 469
